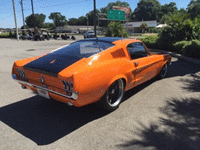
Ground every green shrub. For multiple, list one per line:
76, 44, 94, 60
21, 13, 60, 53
140, 36, 158, 49
157, 11, 199, 52
157, 26, 181, 51
173, 41, 190, 53
149, 27, 159, 33
0, 32, 10, 38
182, 40, 200, 59
173, 40, 200, 59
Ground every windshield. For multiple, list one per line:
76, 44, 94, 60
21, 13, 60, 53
52, 40, 114, 58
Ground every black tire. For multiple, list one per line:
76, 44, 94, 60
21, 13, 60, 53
158, 63, 168, 79
98, 79, 124, 112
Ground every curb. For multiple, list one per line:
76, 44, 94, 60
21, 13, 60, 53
149, 48, 200, 65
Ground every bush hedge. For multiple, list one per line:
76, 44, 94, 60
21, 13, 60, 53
173, 40, 200, 59
140, 36, 200, 59
0, 32, 10, 38
140, 36, 158, 49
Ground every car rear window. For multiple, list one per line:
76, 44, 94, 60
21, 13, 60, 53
52, 40, 114, 58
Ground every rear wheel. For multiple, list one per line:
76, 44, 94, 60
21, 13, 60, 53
98, 79, 124, 111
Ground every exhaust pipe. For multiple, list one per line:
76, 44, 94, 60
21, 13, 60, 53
21, 85, 27, 89
67, 101, 73, 106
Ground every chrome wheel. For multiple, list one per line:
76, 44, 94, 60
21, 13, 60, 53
161, 63, 167, 78
106, 79, 124, 107
158, 63, 168, 79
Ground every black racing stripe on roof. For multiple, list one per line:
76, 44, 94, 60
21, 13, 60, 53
72, 37, 129, 44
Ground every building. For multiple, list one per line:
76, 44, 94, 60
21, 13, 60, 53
123, 20, 157, 33
156, 24, 167, 28
55, 25, 95, 33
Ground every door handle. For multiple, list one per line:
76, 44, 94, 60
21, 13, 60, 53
134, 61, 140, 67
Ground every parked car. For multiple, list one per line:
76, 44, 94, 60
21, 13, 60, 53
53, 34, 59, 40
34, 35, 44, 41
61, 34, 70, 40
12, 37, 171, 111
83, 30, 95, 39
72, 30, 79, 34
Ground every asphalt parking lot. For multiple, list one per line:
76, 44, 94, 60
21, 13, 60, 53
0, 39, 200, 150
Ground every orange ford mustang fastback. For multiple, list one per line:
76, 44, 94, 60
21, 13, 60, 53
12, 37, 171, 111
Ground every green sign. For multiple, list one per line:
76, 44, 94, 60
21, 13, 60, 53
107, 10, 125, 21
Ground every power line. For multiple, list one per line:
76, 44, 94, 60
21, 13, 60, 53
39, 0, 91, 8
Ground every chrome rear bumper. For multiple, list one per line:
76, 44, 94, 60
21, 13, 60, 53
13, 77, 78, 100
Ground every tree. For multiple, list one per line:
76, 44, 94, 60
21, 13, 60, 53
68, 18, 78, 25
86, 10, 100, 26
160, 10, 190, 24
192, 15, 200, 39
21, 25, 28, 29
25, 13, 46, 28
140, 22, 148, 33
179, 8, 188, 14
160, 2, 177, 15
132, 0, 161, 21
158, 2, 178, 20
77, 16, 87, 25
106, 21, 128, 37
49, 12, 67, 27
187, 0, 200, 19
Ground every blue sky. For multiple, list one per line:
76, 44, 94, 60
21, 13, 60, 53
0, 0, 191, 28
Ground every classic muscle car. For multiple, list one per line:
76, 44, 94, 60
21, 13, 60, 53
12, 37, 171, 111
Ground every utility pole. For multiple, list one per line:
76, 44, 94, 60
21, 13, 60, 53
20, 0, 25, 29
87, 17, 89, 31
31, 0, 34, 15
98, 13, 99, 32
12, 0, 19, 41
30, 0, 36, 30
93, 0, 96, 37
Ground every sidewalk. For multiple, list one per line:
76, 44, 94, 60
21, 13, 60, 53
149, 48, 200, 65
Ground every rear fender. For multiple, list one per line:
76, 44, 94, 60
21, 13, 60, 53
108, 75, 127, 90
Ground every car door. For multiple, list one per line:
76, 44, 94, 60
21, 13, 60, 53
127, 42, 158, 87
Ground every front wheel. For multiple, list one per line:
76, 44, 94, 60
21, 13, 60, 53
158, 63, 168, 79
98, 79, 124, 111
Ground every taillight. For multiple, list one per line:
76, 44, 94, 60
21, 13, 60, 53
16, 69, 26, 81
62, 80, 73, 96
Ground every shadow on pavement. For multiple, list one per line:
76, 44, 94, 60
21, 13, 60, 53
118, 59, 200, 149
179, 73, 200, 92
118, 97, 200, 150
0, 96, 109, 145
167, 58, 200, 78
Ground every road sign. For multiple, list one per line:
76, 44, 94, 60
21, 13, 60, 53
107, 10, 125, 21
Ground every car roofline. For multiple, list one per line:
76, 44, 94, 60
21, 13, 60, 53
71, 37, 141, 45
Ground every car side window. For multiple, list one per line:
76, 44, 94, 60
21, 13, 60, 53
127, 42, 148, 59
